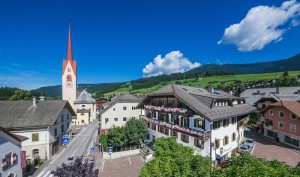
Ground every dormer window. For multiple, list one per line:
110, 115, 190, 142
68, 68, 71, 72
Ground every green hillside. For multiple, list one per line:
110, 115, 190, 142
188, 53, 300, 74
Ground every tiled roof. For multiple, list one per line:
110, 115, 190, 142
99, 93, 141, 115
138, 84, 256, 121
74, 89, 96, 104
262, 101, 300, 118
241, 87, 300, 105
0, 100, 75, 129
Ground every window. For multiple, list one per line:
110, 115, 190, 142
290, 124, 297, 132
231, 117, 236, 124
171, 130, 178, 138
123, 107, 127, 110
82, 105, 86, 108
147, 123, 150, 128
4, 152, 12, 170
269, 110, 274, 116
113, 108, 116, 111
67, 123, 69, 129
67, 75, 72, 81
215, 139, 220, 149
132, 117, 136, 120
223, 119, 229, 127
267, 130, 275, 138
223, 136, 229, 146
68, 68, 71, 72
61, 124, 64, 132
32, 133, 39, 142
194, 138, 204, 149
232, 133, 236, 141
151, 123, 156, 130
61, 115, 64, 122
54, 129, 57, 137
105, 118, 109, 123
279, 111, 284, 118
114, 118, 118, 121
194, 119, 203, 128
132, 106, 135, 110
32, 149, 39, 158
158, 126, 169, 135
278, 122, 283, 128
181, 134, 189, 143
81, 120, 84, 123
284, 135, 299, 146
213, 121, 221, 130
123, 117, 127, 121
81, 113, 85, 115
291, 113, 297, 120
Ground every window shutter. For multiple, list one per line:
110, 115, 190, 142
13, 153, 17, 164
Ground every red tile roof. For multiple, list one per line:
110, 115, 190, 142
270, 101, 300, 118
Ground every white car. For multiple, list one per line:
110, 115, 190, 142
244, 139, 254, 149
238, 144, 251, 153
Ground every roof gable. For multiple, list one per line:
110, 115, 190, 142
74, 90, 96, 104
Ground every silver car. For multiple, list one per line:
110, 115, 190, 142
238, 144, 251, 153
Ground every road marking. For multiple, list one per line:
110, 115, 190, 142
140, 156, 144, 162
44, 171, 52, 177
49, 148, 66, 165
128, 157, 132, 165
101, 159, 105, 171
251, 144, 256, 155
71, 125, 95, 157
36, 170, 45, 177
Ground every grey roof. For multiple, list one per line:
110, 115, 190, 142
74, 89, 96, 104
99, 93, 141, 115
138, 84, 256, 122
240, 87, 300, 105
0, 100, 76, 129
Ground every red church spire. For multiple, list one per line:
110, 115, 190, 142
67, 24, 73, 61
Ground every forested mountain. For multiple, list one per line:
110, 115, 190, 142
188, 53, 300, 74
0, 87, 19, 100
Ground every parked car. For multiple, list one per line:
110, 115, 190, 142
238, 144, 251, 153
244, 139, 254, 149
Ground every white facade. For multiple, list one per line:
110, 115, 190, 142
74, 103, 97, 125
145, 110, 242, 161
100, 102, 142, 132
0, 131, 22, 177
62, 61, 77, 109
11, 108, 72, 160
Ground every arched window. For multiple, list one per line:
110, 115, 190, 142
32, 149, 39, 158
67, 75, 72, 81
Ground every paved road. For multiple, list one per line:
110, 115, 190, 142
244, 128, 300, 167
35, 121, 99, 177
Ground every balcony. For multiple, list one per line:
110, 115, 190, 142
144, 105, 187, 114
141, 115, 211, 140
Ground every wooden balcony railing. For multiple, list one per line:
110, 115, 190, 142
140, 116, 211, 140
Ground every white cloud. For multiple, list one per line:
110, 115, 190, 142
142, 51, 200, 77
218, 0, 300, 52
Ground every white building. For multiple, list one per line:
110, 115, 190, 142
73, 89, 96, 126
99, 93, 143, 134
0, 98, 75, 161
62, 25, 77, 110
0, 127, 25, 177
137, 84, 255, 163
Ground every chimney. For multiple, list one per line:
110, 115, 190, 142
230, 91, 233, 95
276, 87, 280, 94
211, 87, 214, 93
33, 97, 36, 107
39, 96, 45, 101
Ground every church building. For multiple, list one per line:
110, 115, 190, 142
62, 25, 96, 126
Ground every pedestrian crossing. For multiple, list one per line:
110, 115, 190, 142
36, 170, 54, 177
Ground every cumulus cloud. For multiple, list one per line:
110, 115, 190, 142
218, 0, 300, 52
142, 51, 200, 77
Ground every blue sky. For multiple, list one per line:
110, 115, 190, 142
0, 0, 300, 90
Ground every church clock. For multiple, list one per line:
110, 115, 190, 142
66, 81, 73, 88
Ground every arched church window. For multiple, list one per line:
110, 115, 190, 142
67, 75, 72, 81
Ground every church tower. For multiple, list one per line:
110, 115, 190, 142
62, 25, 77, 109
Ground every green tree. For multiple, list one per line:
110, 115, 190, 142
107, 126, 127, 147
213, 152, 300, 177
140, 137, 212, 177
10, 89, 32, 100
100, 134, 108, 152
125, 119, 148, 145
